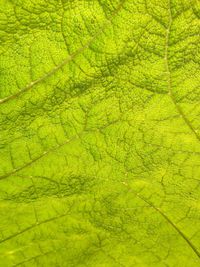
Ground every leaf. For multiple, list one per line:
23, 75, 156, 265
0, 0, 200, 266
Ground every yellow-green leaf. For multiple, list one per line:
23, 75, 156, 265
0, 0, 200, 266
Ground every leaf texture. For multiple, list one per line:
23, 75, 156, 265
0, 0, 200, 266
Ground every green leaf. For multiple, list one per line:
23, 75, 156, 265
0, 0, 200, 266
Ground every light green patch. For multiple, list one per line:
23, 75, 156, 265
0, 0, 200, 266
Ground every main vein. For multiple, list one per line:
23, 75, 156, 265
165, 0, 200, 143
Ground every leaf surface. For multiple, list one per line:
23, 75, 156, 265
0, 0, 200, 266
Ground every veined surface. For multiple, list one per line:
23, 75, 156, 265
0, 0, 200, 266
